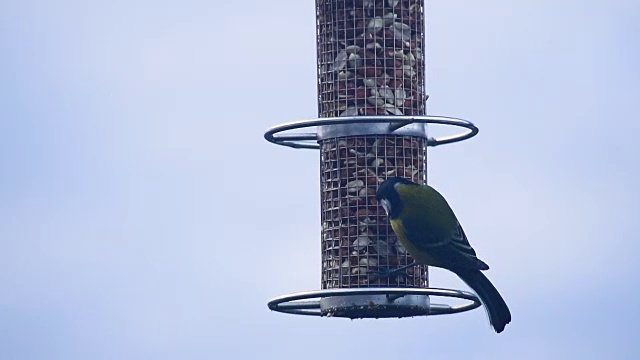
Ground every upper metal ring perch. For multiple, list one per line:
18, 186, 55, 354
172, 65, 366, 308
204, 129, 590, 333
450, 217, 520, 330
264, 115, 479, 150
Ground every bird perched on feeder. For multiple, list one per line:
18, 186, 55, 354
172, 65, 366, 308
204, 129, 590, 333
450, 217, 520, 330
376, 177, 511, 333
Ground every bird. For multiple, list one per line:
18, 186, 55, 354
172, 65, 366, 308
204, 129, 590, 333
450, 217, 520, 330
375, 177, 511, 333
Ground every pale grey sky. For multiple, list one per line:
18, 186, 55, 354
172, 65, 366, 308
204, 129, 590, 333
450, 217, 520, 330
1, 0, 639, 359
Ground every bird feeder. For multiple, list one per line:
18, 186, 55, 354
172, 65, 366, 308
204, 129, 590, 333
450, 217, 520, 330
265, 0, 481, 319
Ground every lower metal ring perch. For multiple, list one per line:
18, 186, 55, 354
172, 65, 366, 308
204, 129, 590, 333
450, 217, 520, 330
267, 287, 481, 319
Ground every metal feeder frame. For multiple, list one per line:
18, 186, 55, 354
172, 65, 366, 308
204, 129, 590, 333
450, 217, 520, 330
264, 116, 481, 318
265, 0, 482, 319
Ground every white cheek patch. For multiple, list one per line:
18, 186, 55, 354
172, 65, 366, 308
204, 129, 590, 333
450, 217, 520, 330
380, 199, 391, 215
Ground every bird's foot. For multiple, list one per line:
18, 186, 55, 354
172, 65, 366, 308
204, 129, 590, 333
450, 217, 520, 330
367, 268, 397, 280
367, 262, 417, 279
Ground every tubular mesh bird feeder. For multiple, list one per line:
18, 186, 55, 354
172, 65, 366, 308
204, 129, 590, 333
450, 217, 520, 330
265, 0, 481, 319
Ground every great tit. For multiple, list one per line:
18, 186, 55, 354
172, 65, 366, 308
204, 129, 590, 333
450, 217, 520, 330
376, 177, 511, 333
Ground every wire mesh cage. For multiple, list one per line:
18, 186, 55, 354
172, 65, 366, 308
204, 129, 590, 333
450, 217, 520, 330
316, 0, 428, 290
320, 135, 428, 289
317, 0, 426, 118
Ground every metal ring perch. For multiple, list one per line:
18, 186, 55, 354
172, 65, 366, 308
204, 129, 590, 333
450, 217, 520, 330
264, 115, 479, 150
268, 287, 481, 318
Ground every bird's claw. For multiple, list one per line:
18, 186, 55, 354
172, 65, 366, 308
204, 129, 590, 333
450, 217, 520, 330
367, 268, 407, 280
367, 262, 417, 279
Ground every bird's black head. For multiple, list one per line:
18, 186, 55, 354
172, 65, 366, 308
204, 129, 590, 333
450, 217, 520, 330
376, 177, 416, 219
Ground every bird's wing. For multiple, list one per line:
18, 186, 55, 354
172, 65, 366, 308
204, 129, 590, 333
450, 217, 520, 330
449, 223, 489, 270
400, 215, 489, 270
449, 223, 476, 256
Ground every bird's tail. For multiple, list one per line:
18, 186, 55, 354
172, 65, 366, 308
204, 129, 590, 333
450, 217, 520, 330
455, 269, 511, 333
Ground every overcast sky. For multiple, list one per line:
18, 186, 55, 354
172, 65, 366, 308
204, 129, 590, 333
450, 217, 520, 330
1, 0, 639, 359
